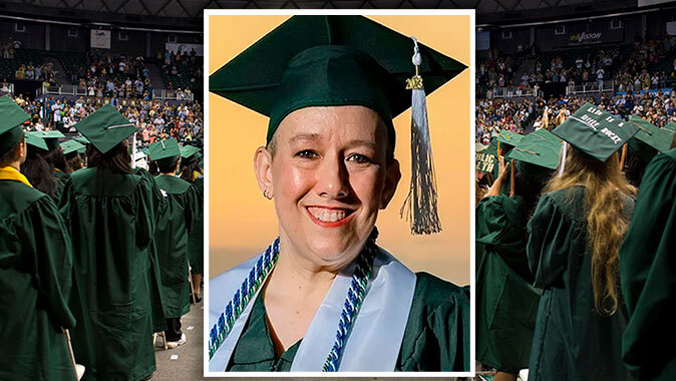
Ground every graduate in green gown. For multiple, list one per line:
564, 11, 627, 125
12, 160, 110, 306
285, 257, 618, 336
476, 129, 562, 379
179, 145, 204, 301
39, 130, 69, 201
62, 139, 86, 173
527, 104, 639, 381
208, 15, 469, 372
619, 135, 676, 381
59, 105, 165, 381
0, 95, 77, 381
21, 131, 60, 198
147, 138, 196, 347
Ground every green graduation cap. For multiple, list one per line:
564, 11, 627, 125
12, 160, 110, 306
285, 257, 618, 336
552, 103, 639, 162
148, 138, 181, 167
663, 122, 675, 132
180, 144, 201, 164
506, 129, 562, 170
25, 131, 49, 151
627, 115, 674, 161
0, 95, 30, 155
210, 15, 465, 144
74, 104, 136, 154
476, 141, 498, 175
210, 15, 466, 235
61, 139, 86, 157
496, 130, 523, 151
35, 130, 66, 151
73, 135, 90, 145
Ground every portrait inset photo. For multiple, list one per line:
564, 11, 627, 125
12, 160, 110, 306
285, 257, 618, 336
204, 11, 474, 375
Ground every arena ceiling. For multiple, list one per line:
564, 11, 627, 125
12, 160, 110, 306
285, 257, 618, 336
0, 0, 642, 27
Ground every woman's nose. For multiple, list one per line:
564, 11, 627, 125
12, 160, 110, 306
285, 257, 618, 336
315, 155, 349, 199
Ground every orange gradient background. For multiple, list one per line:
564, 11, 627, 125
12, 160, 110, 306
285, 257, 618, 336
208, 14, 471, 285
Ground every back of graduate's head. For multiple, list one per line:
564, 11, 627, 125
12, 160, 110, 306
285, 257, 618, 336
22, 144, 56, 196
155, 156, 180, 175
0, 132, 26, 168
545, 146, 635, 316
86, 139, 131, 174
43, 145, 70, 173
67, 153, 84, 172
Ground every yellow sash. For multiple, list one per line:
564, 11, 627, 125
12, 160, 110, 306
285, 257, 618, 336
0, 166, 33, 188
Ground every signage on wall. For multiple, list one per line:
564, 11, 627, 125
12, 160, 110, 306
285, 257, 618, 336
569, 31, 603, 45
90, 30, 111, 49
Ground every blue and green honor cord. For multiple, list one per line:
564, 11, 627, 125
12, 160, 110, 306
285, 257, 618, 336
208, 230, 379, 372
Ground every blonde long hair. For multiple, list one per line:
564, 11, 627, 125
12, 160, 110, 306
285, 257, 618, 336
545, 146, 636, 315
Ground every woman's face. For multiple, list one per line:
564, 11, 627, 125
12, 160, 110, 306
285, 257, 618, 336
255, 105, 400, 271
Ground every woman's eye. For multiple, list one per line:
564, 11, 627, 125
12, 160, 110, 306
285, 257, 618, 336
346, 153, 372, 164
295, 150, 319, 159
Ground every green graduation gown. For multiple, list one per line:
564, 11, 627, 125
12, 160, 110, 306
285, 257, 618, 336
187, 176, 204, 274
59, 167, 164, 381
0, 175, 77, 381
476, 195, 541, 373
225, 272, 469, 372
154, 174, 195, 319
53, 169, 68, 202
527, 186, 633, 381
620, 148, 676, 381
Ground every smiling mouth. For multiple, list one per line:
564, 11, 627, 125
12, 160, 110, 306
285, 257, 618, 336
306, 206, 355, 227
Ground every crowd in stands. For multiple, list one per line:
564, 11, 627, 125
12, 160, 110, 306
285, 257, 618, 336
67, 51, 154, 99
158, 48, 202, 92
477, 31, 676, 144
6, 93, 203, 152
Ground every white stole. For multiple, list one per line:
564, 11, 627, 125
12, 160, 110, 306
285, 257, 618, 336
208, 247, 416, 372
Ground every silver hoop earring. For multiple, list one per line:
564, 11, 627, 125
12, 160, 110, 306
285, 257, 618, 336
263, 190, 272, 200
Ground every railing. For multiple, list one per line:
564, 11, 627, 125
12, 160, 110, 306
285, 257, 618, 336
492, 87, 541, 98
44, 85, 87, 97
152, 89, 194, 101
566, 80, 614, 95
44, 86, 194, 102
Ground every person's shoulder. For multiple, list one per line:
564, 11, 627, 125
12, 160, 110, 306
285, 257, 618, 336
412, 272, 469, 312
0, 180, 49, 210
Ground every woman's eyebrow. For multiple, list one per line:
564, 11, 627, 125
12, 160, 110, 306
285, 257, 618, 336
344, 139, 376, 150
289, 133, 321, 144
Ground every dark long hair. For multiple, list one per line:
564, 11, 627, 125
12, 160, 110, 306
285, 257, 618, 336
87, 140, 131, 174
21, 146, 57, 196
43, 146, 70, 173
179, 160, 202, 183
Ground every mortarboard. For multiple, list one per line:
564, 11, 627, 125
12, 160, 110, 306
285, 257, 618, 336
61, 139, 86, 157
73, 135, 90, 145
74, 104, 136, 155
496, 130, 523, 153
552, 103, 639, 162
148, 138, 181, 168
36, 130, 66, 151
210, 15, 466, 235
0, 95, 30, 155
25, 131, 49, 151
627, 115, 674, 162
180, 145, 202, 165
506, 129, 562, 170
663, 122, 675, 132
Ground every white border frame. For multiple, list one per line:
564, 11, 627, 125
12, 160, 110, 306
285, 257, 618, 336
203, 8, 476, 378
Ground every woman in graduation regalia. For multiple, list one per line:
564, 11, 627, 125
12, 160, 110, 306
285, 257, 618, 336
208, 16, 469, 372
527, 104, 639, 381
21, 131, 59, 199
59, 104, 165, 381
476, 129, 562, 380
0, 96, 77, 381
147, 138, 196, 347
619, 133, 676, 381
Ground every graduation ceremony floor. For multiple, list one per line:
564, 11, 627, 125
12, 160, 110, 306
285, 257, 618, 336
152, 298, 464, 380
